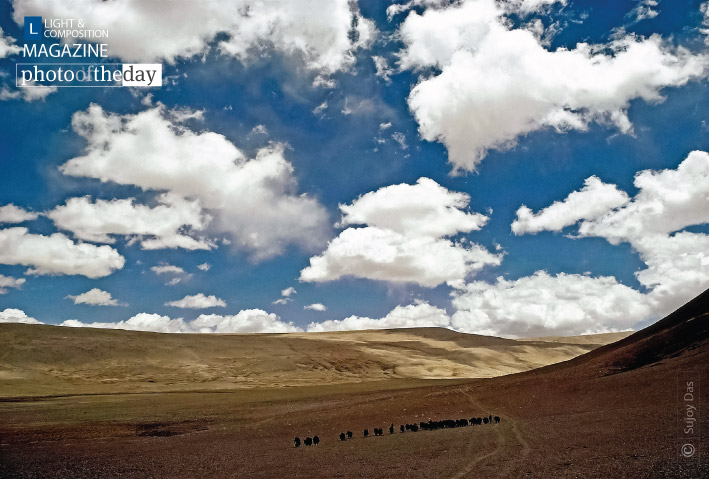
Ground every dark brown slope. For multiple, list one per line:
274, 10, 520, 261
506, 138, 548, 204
455, 287, 709, 478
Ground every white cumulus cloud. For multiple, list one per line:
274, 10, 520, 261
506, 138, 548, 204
61, 310, 300, 333
627, 0, 660, 24
0, 227, 125, 278
511, 150, 709, 324
61, 313, 190, 333
337, 178, 489, 237
301, 178, 501, 287
632, 233, 709, 312
0, 80, 56, 102
0, 274, 25, 294
0, 204, 39, 224
151, 264, 186, 275
48, 193, 213, 250
398, 0, 708, 171
273, 286, 296, 304
504, 0, 567, 14
0, 307, 41, 324
511, 176, 630, 235
451, 271, 650, 337
13, 0, 374, 77
191, 310, 302, 333
59, 104, 328, 260
304, 303, 327, 311
0, 27, 21, 58
576, 151, 709, 244
67, 288, 123, 306
165, 293, 227, 309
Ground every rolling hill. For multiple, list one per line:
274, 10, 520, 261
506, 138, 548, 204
0, 323, 628, 398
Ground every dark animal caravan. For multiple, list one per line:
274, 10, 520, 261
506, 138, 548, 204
293, 435, 319, 448
295, 414, 501, 447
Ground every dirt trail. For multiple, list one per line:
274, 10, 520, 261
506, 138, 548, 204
452, 389, 530, 478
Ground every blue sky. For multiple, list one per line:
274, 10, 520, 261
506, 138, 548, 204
0, 0, 707, 336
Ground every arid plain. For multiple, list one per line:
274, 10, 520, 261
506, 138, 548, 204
0, 290, 707, 478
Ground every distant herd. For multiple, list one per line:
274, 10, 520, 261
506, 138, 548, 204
293, 414, 500, 448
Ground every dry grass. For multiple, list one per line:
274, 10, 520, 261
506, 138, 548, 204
0, 324, 628, 398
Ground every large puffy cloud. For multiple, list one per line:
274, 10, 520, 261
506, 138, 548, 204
633, 233, 709, 311
451, 272, 651, 337
511, 150, 709, 321
514, 150, 709, 243
0, 308, 40, 324
453, 150, 709, 336
337, 178, 488, 237
307, 301, 451, 332
511, 176, 630, 235
48, 193, 213, 250
398, 0, 708, 171
0, 227, 124, 278
0, 204, 39, 224
301, 227, 501, 287
59, 104, 328, 260
217, 0, 375, 75
67, 288, 123, 306
165, 293, 227, 309
576, 151, 709, 243
13, 0, 374, 75
300, 178, 501, 287
0, 274, 25, 294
